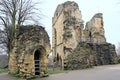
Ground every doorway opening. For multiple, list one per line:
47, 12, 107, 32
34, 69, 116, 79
34, 50, 41, 75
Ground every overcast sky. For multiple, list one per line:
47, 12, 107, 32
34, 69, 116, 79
0, 0, 120, 54
37, 0, 120, 47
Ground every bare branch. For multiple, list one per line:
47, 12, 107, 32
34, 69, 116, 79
0, 0, 41, 54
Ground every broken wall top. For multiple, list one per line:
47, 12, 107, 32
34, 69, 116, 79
53, 1, 106, 44
85, 13, 106, 43
53, 1, 79, 17
16, 25, 51, 55
52, 1, 83, 25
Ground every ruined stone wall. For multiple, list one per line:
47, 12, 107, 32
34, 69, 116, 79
52, 1, 84, 69
65, 42, 118, 69
52, 1, 118, 70
9, 25, 51, 77
84, 13, 106, 44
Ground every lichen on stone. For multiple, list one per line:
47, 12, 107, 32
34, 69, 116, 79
52, 1, 118, 70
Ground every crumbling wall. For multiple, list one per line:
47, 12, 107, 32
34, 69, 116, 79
84, 13, 106, 44
65, 42, 118, 69
52, 1, 84, 69
52, 1, 118, 70
8, 25, 51, 77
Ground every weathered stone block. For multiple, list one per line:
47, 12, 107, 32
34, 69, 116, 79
52, 1, 118, 70
9, 25, 51, 78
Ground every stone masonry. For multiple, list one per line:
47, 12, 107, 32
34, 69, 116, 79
52, 1, 118, 70
84, 13, 106, 43
8, 25, 51, 77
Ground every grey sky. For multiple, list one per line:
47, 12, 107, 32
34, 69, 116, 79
38, 0, 120, 47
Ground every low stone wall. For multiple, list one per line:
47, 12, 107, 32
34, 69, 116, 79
64, 42, 118, 70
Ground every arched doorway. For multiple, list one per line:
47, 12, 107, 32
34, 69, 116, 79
34, 50, 41, 75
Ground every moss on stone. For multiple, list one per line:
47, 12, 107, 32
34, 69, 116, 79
64, 42, 118, 70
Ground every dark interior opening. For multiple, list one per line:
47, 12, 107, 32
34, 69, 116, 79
89, 31, 92, 42
34, 50, 41, 75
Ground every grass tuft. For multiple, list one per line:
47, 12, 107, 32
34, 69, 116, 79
0, 68, 8, 73
48, 70, 70, 75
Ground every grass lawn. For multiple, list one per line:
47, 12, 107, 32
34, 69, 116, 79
48, 69, 71, 75
0, 69, 8, 73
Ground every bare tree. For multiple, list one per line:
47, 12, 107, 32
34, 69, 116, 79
117, 42, 120, 63
117, 42, 120, 55
0, 0, 41, 54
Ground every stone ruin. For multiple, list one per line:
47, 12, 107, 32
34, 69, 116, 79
7, 1, 118, 78
8, 25, 51, 77
52, 1, 118, 70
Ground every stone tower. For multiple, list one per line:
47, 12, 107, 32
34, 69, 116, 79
52, 1, 84, 69
9, 25, 51, 77
52, 1, 118, 70
84, 13, 106, 43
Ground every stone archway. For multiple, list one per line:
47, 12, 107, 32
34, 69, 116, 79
34, 50, 41, 75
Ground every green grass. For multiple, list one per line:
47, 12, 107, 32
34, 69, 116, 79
48, 67, 93, 75
0, 69, 8, 73
48, 70, 71, 74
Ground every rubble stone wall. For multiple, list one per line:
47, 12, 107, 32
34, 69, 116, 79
52, 1, 118, 70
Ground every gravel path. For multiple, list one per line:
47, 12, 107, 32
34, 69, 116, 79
1, 64, 120, 80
